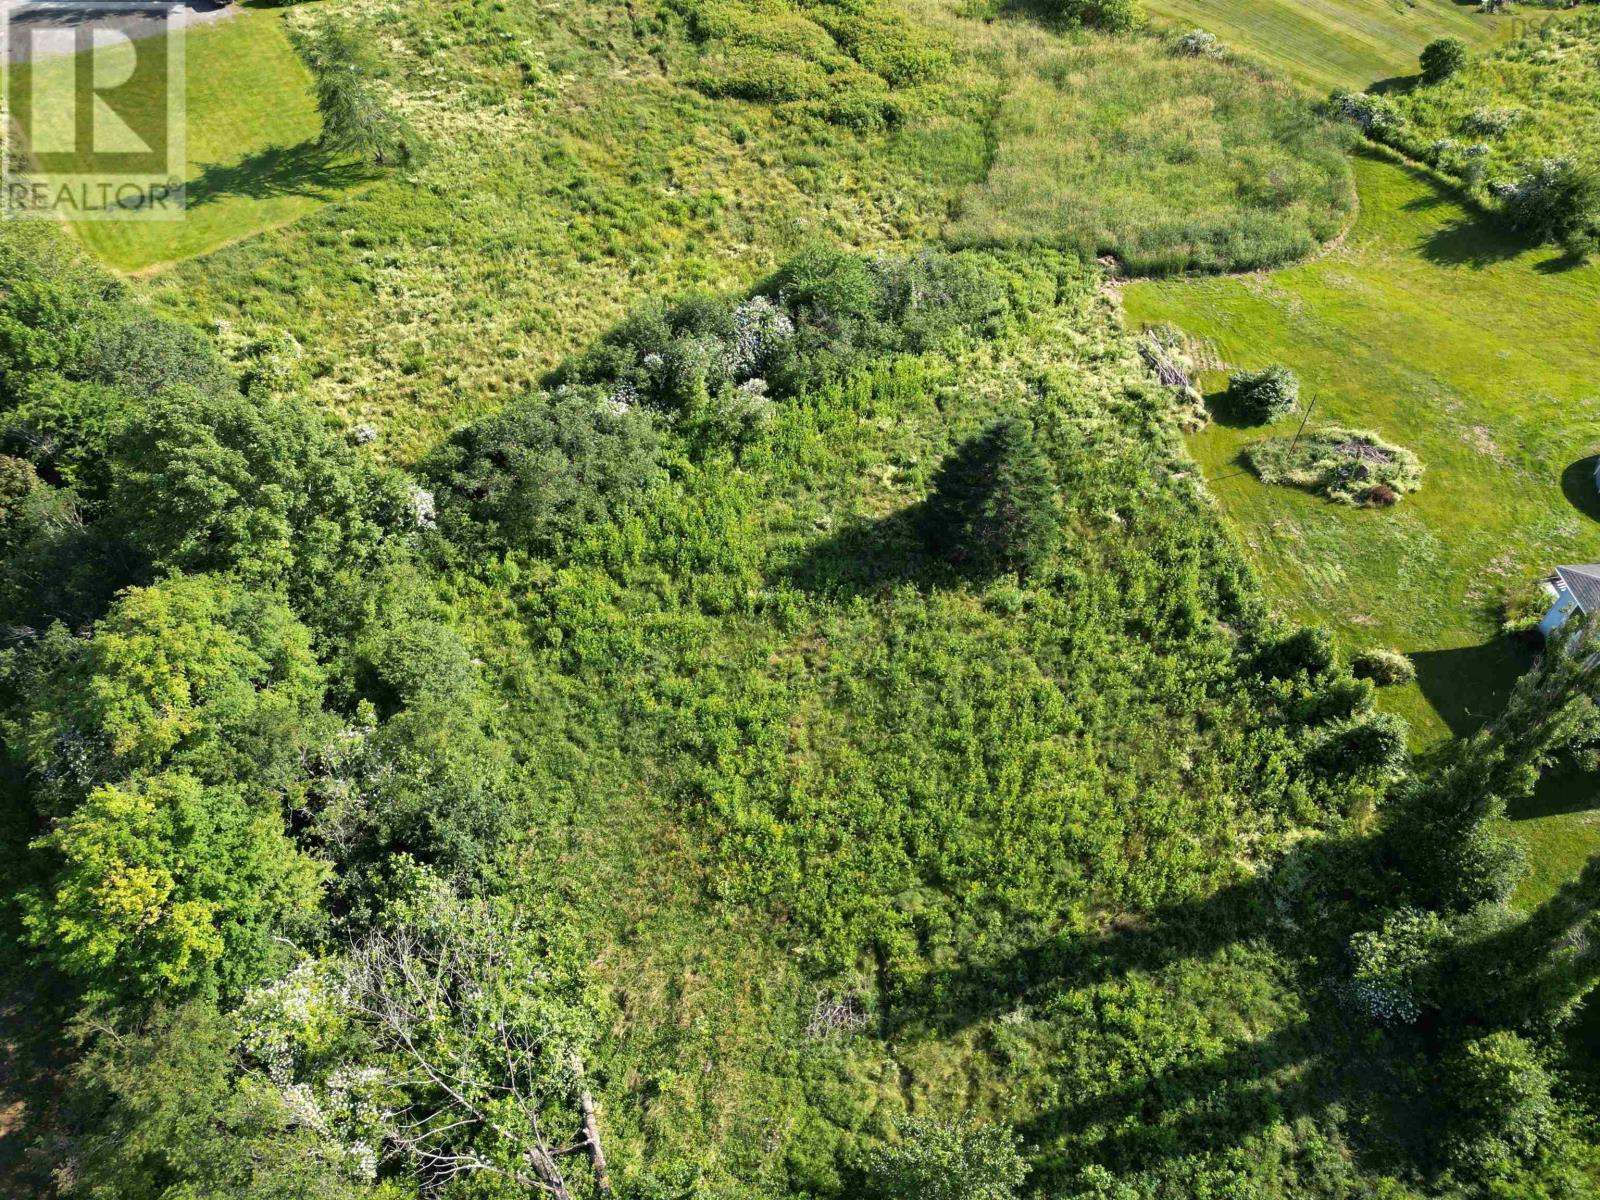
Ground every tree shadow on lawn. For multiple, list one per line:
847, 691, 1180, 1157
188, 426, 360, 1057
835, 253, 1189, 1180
1560, 456, 1600, 524
185, 140, 377, 209
1509, 753, 1600, 821
1410, 638, 1532, 739
1419, 214, 1533, 269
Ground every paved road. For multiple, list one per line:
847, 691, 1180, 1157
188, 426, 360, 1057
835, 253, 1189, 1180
2, 1, 236, 63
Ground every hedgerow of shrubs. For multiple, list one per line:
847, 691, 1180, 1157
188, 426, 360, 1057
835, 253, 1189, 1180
553, 244, 1011, 423
1344, 14, 1600, 254
1228, 365, 1300, 424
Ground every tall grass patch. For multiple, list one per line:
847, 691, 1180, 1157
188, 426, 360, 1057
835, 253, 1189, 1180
947, 33, 1355, 274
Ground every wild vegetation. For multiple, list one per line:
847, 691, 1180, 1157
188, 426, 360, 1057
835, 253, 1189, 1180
1246, 426, 1423, 506
4, 2, 1600, 1199
1373, 12, 1600, 254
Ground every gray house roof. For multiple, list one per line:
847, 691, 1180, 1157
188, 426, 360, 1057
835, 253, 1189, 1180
1555, 564, 1600, 614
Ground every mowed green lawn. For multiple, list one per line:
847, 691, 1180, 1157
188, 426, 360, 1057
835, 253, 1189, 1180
1142, 0, 1520, 92
1125, 149, 1600, 900
7, 10, 363, 272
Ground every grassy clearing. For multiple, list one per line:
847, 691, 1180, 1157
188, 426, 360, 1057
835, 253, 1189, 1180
1124, 148, 1600, 899
1140, 0, 1522, 92
7, 10, 357, 273
945, 26, 1354, 274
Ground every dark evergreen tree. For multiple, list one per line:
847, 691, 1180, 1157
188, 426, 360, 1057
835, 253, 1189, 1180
920, 417, 1059, 578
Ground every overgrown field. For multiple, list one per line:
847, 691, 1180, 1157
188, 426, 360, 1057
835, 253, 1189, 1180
4, 2, 1600, 1198
130, 0, 1357, 454
944, 24, 1354, 274
1141, 0, 1522, 92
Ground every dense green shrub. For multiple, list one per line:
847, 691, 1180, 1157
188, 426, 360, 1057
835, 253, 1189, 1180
1348, 907, 1450, 1025
1053, 0, 1141, 34
109, 387, 413, 608
865, 1117, 1028, 1200
1500, 158, 1600, 254
20, 574, 330, 812
919, 417, 1059, 578
428, 387, 661, 554
1228, 365, 1300, 423
1174, 29, 1224, 60
557, 246, 1011, 417
1328, 90, 1400, 136
1445, 1032, 1566, 1181
1351, 647, 1416, 686
21, 771, 323, 1003
1420, 37, 1468, 85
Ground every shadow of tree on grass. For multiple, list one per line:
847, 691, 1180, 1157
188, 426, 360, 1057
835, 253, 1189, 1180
1560, 456, 1600, 524
185, 140, 377, 209
1410, 639, 1531, 739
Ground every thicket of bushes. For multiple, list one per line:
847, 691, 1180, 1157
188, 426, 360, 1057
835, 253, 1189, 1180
5, 191, 1600, 1200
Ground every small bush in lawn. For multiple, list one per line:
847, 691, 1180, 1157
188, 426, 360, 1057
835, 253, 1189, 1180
1420, 37, 1468, 85
1352, 648, 1415, 687
1500, 578, 1554, 637
1228, 366, 1300, 424
1054, 0, 1141, 34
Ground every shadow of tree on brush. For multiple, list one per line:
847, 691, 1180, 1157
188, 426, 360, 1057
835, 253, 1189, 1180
185, 140, 378, 209
774, 501, 953, 598
879, 835, 1447, 1189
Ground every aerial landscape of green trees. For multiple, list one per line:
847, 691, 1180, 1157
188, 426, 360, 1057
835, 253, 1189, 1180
2, 0, 1600, 1197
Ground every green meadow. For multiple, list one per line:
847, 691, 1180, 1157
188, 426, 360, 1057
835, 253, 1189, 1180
1126, 154, 1600, 903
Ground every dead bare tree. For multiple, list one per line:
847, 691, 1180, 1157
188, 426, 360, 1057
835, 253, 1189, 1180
339, 878, 609, 1198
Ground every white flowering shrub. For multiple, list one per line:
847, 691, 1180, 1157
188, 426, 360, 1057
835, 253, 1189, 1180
1347, 907, 1451, 1025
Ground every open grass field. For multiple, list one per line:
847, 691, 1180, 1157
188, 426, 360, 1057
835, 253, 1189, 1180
5, 8, 359, 272
1124, 147, 1600, 901
1141, 0, 1522, 92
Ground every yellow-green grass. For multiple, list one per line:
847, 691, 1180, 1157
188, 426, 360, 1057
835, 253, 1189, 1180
945, 24, 1354, 274
6, 10, 360, 272
1141, 0, 1522, 93
1125, 148, 1600, 902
